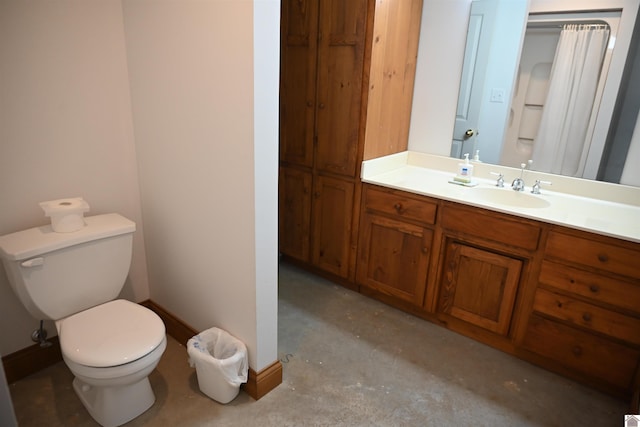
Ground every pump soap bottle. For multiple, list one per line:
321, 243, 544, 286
453, 153, 475, 184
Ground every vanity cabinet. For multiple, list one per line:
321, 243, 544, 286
356, 185, 436, 305
436, 203, 541, 338
352, 181, 639, 402
522, 228, 640, 397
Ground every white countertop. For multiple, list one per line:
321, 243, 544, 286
361, 152, 640, 243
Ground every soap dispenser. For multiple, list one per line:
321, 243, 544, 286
454, 153, 474, 184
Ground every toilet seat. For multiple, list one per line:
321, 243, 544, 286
63, 336, 167, 383
58, 299, 165, 368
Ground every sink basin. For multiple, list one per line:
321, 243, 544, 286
471, 187, 551, 209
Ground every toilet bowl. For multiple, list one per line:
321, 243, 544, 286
0, 213, 166, 427
56, 299, 166, 427
65, 339, 167, 427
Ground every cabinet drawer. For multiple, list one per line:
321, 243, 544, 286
545, 231, 640, 280
523, 315, 639, 391
533, 288, 640, 345
538, 260, 640, 314
441, 204, 540, 250
363, 186, 437, 225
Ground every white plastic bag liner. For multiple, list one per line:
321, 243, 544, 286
187, 327, 248, 404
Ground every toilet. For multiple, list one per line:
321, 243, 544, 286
0, 213, 166, 427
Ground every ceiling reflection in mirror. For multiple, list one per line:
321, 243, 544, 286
451, 0, 640, 185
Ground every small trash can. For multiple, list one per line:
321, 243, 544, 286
187, 327, 248, 404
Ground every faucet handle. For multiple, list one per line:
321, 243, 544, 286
490, 172, 505, 187
531, 179, 552, 194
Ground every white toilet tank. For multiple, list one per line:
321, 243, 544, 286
0, 213, 136, 320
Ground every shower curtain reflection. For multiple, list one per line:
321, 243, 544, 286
532, 24, 610, 176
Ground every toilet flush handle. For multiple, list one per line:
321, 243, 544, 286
21, 257, 44, 268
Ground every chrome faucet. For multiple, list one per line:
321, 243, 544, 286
512, 177, 525, 191
531, 179, 552, 194
490, 172, 505, 187
512, 161, 532, 191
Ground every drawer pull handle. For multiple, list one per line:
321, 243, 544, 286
572, 345, 583, 357
589, 284, 599, 293
394, 203, 403, 213
582, 313, 592, 322
597, 253, 609, 263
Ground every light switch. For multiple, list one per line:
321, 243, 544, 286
490, 88, 505, 103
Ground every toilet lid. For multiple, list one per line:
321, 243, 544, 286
59, 299, 166, 368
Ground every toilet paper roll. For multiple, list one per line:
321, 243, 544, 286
39, 197, 90, 233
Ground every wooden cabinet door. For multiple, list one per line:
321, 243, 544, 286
279, 167, 312, 262
311, 175, 354, 278
314, 0, 368, 177
279, 0, 318, 167
357, 213, 432, 305
438, 241, 522, 336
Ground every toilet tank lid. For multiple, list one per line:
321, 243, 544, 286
0, 213, 135, 261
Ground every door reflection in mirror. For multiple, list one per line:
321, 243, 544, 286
452, 0, 528, 162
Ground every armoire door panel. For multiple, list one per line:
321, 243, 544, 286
279, 168, 312, 262
311, 176, 354, 278
279, 0, 318, 168
319, 0, 368, 42
314, 0, 368, 177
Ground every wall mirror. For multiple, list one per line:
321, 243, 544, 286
451, 0, 640, 184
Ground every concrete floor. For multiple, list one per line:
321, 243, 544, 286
9, 262, 627, 426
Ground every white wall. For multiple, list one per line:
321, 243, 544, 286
253, 0, 280, 369
0, 1, 148, 356
0, 0, 279, 375
122, 0, 279, 371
